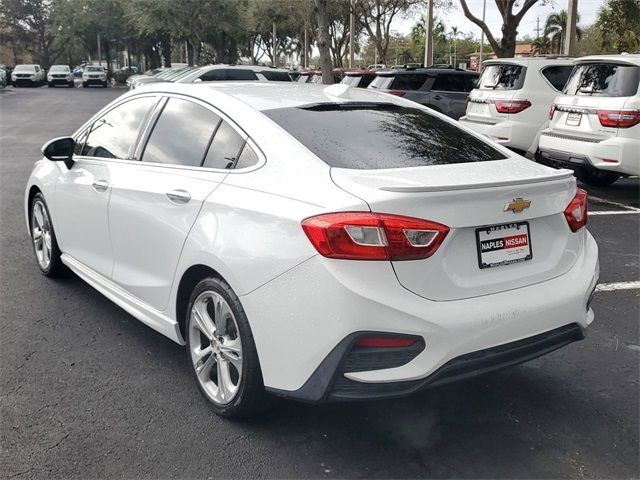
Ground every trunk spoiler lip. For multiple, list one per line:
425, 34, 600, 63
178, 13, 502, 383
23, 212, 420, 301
376, 170, 575, 193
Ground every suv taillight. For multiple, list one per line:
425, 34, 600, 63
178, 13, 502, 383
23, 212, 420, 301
301, 212, 449, 261
494, 100, 531, 114
387, 90, 406, 97
564, 188, 588, 232
597, 109, 640, 128
548, 104, 556, 120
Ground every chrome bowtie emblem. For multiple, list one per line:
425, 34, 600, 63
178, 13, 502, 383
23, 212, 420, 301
504, 198, 531, 213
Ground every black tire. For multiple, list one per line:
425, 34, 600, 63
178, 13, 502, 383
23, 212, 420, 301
185, 277, 266, 418
29, 193, 65, 277
102, 82, 108, 88
48, 82, 53, 88
68, 81, 74, 88
82, 82, 87, 88
575, 167, 620, 187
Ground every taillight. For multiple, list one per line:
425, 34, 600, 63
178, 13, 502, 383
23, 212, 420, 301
564, 188, 588, 232
548, 104, 556, 120
494, 100, 531, 114
597, 109, 640, 128
301, 212, 449, 261
387, 90, 406, 97
354, 336, 417, 348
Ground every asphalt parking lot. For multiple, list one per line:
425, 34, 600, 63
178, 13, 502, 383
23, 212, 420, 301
1, 86, 638, 479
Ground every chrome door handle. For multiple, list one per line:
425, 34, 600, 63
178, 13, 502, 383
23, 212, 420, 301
166, 189, 191, 204
92, 180, 109, 192
433, 95, 442, 100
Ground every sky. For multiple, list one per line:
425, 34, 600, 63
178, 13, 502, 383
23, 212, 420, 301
393, 0, 605, 40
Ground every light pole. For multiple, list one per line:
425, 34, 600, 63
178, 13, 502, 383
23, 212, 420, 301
564, 0, 578, 56
423, 0, 434, 67
479, 0, 486, 67
349, 0, 355, 68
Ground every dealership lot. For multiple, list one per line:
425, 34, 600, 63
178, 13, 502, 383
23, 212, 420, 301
1, 87, 638, 478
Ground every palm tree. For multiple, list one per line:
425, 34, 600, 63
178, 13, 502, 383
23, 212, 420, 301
544, 10, 582, 54
532, 36, 551, 55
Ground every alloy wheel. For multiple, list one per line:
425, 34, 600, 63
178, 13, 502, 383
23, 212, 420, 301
32, 200, 52, 270
188, 290, 243, 405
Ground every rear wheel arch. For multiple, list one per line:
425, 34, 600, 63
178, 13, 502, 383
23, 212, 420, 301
176, 264, 223, 339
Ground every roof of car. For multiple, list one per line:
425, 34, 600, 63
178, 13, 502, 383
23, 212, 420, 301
134, 82, 403, 112
483, 57, 575, 66
375, 67, 478, 76
193, 64, 291, 73
574, 54, 640, 66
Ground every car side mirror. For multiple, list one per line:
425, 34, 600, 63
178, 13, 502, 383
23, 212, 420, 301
42, 136, 75, 168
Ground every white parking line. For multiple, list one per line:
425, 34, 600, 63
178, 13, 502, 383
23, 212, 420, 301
596, 281, 640, 292
590, 210, 640, 216
589, 195, 640, 212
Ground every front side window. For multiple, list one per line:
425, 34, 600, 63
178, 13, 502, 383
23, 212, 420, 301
479, 64, 526, 90
563, 63, 639, 97
264, 103, 506, 169
541, 65, 573, 91
432, 74, 468, 92
142, 98, 221, 166
82, 96, 157, 159
202, 121, 245, 169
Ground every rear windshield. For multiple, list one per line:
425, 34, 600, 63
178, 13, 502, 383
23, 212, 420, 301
261, 70, 291, 81
368, 75, 393, 89
479, 64, 526, 90
563, 63, 639, 97
263, 103, 506, 169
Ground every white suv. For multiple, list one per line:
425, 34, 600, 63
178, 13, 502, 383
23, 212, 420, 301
11, 64, 46, 87
82, 65, 108, 88
459, 57, 574, 157
539, 54, 640, 186
47, 65, 74, 88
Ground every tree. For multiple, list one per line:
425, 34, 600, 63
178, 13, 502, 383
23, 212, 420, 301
458, 0, 542, 57
314, 0, 333, 83
544, 10, 582, 54
596, 0, 640, 53
532, 35, 551, 54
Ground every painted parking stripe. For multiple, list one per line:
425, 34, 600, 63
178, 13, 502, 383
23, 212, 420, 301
590, 210, 640, 216
596, 281, 640, 292
589, 195, 640, 212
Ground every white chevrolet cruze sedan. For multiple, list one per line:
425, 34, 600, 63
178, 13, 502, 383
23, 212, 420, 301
25, 83, 599, 417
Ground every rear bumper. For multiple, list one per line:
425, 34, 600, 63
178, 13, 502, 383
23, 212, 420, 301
243, 230, 599, 401
539, 130, 640, 176
459, 117, 538, 153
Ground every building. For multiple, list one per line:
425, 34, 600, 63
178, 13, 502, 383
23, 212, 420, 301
468, 43, 534, 71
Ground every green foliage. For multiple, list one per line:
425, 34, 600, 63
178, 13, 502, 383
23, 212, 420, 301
544, 10, 582, 54
596, 0, 640, 53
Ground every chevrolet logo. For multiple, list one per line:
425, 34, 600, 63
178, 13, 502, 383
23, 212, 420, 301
504, 198, 531, 213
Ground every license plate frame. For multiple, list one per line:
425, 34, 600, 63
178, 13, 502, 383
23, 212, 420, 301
475, 221, 533, 269
565, 112, 582, 126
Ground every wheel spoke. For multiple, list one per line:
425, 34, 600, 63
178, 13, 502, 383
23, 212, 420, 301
191, 303, 214, 340
34, 203, 44, 228
214, 296, 232, 335
196, 352, 216, 382
42, 240, 50, 264
217, 359, 234, 402
44, 232, 52, 250
220, 339, 242, 370
192, 344, 212, 362
33, 228, 42, 246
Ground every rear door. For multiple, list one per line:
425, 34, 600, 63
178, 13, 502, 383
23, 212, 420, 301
429, 73, 476, 119
108, 96, 246, 311
550, 61, 640, 141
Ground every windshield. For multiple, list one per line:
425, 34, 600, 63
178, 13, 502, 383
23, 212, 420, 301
85, 66, 104, 72
263, 103, 506, 169
479, 64, 526, 90
563, 63, 639, 97
50, 65, 70, 72
14, 65, 35, 72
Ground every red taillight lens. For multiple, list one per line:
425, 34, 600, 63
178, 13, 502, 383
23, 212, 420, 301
564, 188, 588, 232
548, 104, 556, 120
597, 109, 640, 128
387, 90, 406, 97
301, 212, 449, 261
354, 336, 417, 348
494, 100, 531, 114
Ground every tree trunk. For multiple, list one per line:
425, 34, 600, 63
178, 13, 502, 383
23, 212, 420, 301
161, 35, 172, 67
187, 40, 195, 66
314, 0, 334, 84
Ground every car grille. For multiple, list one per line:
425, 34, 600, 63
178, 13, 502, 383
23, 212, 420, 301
52, 74, 66, 78
16, 74, 31, 78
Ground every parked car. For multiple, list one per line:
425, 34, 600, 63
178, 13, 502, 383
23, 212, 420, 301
47, 64, 74, 88
459, 57, 575, 157
539, 54, 640, 186
296, 69, 315, 83
368, 67, 479, 119
340, 69, 376, 88
129, 66, 199, 89
367, 64, 386, 70
175, 65, 293, 84
82, 65, 108, 88
0, 66, 7, 88
12, 64, 46, 87
125, 67, 169, 88
25, 82, 598, 417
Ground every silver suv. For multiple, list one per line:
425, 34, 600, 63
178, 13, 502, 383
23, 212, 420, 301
368, 67, 479, 119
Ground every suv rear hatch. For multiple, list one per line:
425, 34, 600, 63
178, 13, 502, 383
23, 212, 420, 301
548, 61, 640, 142
465, 62, 527, 124
263, 100, 583, 301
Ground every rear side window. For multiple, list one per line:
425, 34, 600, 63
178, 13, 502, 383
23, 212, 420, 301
390, 74, 429, 91
235, 143, 260, 169
563, 63, 639, 97
261, 70, 291, 81
200, 69, 259, 81
142, 98, 220, 166
263, 103, 506, 169
432, 74, 469, 92
368, 75, 393, 89
202, 121, 245, 169
83, 96, 157, 159
479, 64, 526, 90
541, 65, 573, 91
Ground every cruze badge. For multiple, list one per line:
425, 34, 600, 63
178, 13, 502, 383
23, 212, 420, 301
504, 198, 531, 213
